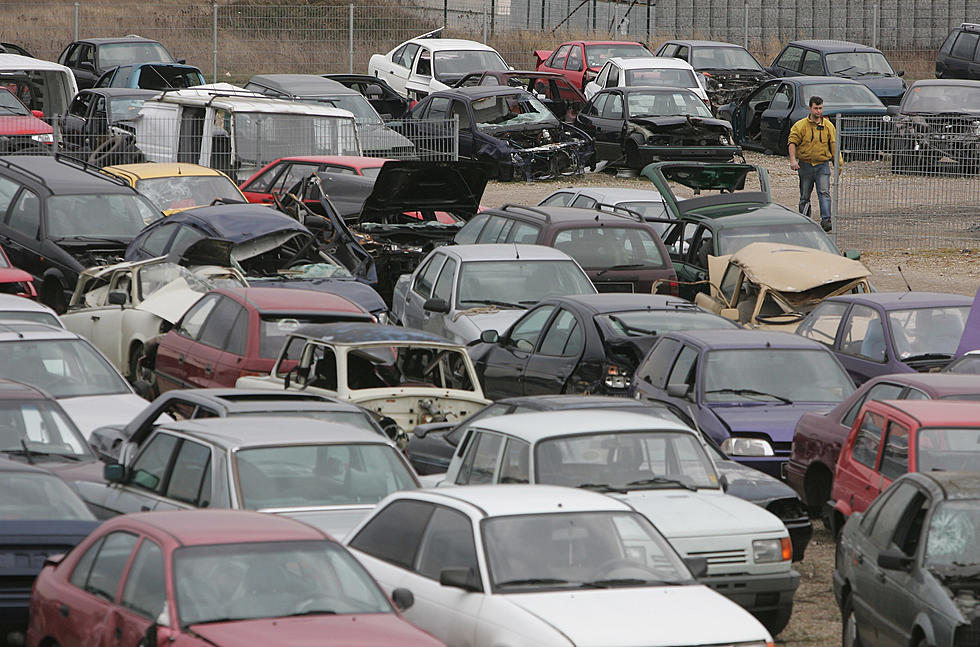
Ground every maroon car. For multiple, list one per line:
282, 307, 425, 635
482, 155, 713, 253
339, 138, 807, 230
534, 40, 653, 89
239, 155, 391, 204
27, 509, 442, 647
153, 287, 372, 393
787, 372, 980, 515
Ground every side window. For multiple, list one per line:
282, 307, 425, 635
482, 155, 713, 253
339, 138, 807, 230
68, 92, 93, 118
84, 531, 139, 602
178, 294, 220, 339
120, 539, 166, 619
660, 44, 678, 57
587, 93, 607, 117
549, 45, 571, 69
600, 93, 624, 119
197, 297, 244, 350
415, 506, 480, 586
455, 432, 503, 485
868, 482, 921, 548
636, 337, 681, 388
903, 388, 930, 401
424, 96, 450, 119
594, 64, 610, 88
7, 189, 40, 238
540, 192, 575, 207
415, 49, 432, 76
952, 32, 980, 60
454, 213, 488, 245
224, 307, 248, 356
719, 265, 742, 304
412, 253, 444, 297
842, 304, 886, 361
476, 215, 510, 243
69, 536, 105, 589
272, 163, 320, 194
842, 382, 903, 428
499, 438, 530, 483
432, 257, 458, 303
879, 421, 909, 481
768, 83, 793, 111
800, 50, 825, 75
538, 309, 582, 357
571, 195, 598, 209
852, 411, 884, 469
129, 433, 180, 493
508, 305, 556, 352
349, 499, 434, 569
451, 100, 471, 130
508, 221, 541, 244
164, 440, 212, 505
0, 176, 21, 217
137, 223, 178, 257
62, 44, 81, 67
566, 45, 583, 72
666, 345, 698, 392
797, 302, 848, 346
675, 46, 689, 61
307, 345, 338, 390
776, 46, 804, 71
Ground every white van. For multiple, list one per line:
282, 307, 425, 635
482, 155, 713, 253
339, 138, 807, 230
0, 53, 78, 118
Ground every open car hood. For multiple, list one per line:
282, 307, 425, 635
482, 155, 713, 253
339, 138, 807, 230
727, 242, 870, 293
646, 161, 757, 191
135, 275, 205, 323
359, 160, 487, 223
167, 237, 235, 267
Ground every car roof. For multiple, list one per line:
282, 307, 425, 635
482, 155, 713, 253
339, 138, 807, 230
824, 292, 973, 309
874, 399, 980, 427
294, 321, 453, 346
913, 471, 980, 501
83, 88, 161, 98
398, 484, 633, 518
0, 378, 52, 401
0, 321, 79, 342
215, 286, 366, 315
0, 54, 74, 74
549, 187, 665, 202
664, 328, 828, 349
158, 416, 392, 449
73, 37, 164, 45
611, 56, 694, 70
143, 86, 357, 117
121, 509, 328, 546
438, 244, 574, 262
168, 203, 307, 237
909, 79, 980, 89
0, 155, 135, 194
865, 373, 980, 395
262, 155, 387, 168
0, 294, 59, 314
489, 204, 649, 226
541, 293, 695, 313
472, 409, 693, 444
565, 40, 646, 46
788, 40, 882, 53
248, 74, 357, 96
102, 162, 229, 181
662, 40, 745, 48
407, 38, 498, 51
697, 203, 812, 226
432, 86, 535, 100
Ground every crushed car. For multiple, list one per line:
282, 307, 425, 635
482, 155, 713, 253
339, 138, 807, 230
452, 69, 587, 122
889, 78, 980, 174
656, 40, 773, 111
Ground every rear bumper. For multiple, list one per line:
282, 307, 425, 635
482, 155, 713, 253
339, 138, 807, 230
636, 144, 740, 165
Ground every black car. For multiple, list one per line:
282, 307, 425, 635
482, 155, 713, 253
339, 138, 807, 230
322, 73, 412, 119
407, 394, 812, 561
452, 70, 587, 122
0, 457, 99, 645
888, 79, 980, 174
655, 39, 772, 107
0, 155, 162, 312
0, 43, 33, 58
834, 471, 980, 647
58, 88, 157, 162
392, 86, 595, 181
468, 293, 737, 400
56, 36, 179, 90
576, 86, 741, 168
937, 22, 980, 80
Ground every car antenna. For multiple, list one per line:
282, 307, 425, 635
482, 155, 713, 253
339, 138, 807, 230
897, 265, 913, 293
514, 243, 520, 259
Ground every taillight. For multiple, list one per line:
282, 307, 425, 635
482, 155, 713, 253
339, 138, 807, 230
603, 364, 631, 390
668, 280, 679, 296
408, 99, 418, 110
238, 370, 262, 379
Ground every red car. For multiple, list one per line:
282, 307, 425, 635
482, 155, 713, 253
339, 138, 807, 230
534, 40, 653, 89
829, 399, 980, 533
239, 155, 391, 204
0, 244, 36, 298
27, 509, 442, 647
153, 287, 372, 392
0, 86, 52, 153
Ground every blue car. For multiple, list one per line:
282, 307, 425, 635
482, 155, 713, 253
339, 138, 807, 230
717, 75, 889, 156
766, 40, 906, 105
94, 62, 205, 90
796, 292, 973, 385
630, 329, 855, 478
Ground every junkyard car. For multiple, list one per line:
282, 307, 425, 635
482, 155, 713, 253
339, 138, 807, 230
796, 292, 972, 384
391, 244, 596, 344
0, 294, 60, 326
237, 322, 491, 439
369, 30, 509, 100
322, 73, 413, 119
0, 54, 77, 121
787, 373, 980, 517
57, 87, 157, 163
834, 471, 980, 647
888, 79, 980, 174
584, 56, 708, 102
535, 40, 653, 89
695, 242, 873, 329
27, 509, 441, 647
630, 329, 855, 478
443, 411, 799, 634
57, 35, 178, 90
0, 243, 36, 298
74, 416, 419, 536
239, 154, 389, 211
947, 351, 980, 374
538, 186, 673, 230
101, 162, 247, 214
656, 39, 773, 109
576, 86, 740, 169
0, 86, 53, 154
94, 62, 205, 90
452, 70, 587, 122
348, 484, 776, 645
469, 294, 737, 400
394, 86, 596, 181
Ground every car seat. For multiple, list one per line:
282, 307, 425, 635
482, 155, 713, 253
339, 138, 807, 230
860, 320, 887, 361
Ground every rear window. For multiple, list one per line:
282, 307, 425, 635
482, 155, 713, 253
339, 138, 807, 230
259, 315, 366, 359
552, 226, 666, 270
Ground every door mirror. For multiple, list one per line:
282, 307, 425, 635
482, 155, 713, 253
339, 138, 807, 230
684, 556, 708, 578
479, 329, 499, 343
104, 463, 125, 483
877, 548, 913, 571
844, 249, 861, 261
439, 567, 481, 591
31, 109, 44, 119
886, 105, 901, 117
897, 70, 905, 77
718, 473, 730, 492
720, 308, 740, 321
391, 587, 414, 611
108, 290, 128, 305
423, 298, 450, 314
667, 383, 692, 399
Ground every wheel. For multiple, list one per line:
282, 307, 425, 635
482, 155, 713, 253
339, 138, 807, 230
841, 594, 862, 647
40, 278, 67, 314
756, 603, 793, 637
625, 141, 642, 170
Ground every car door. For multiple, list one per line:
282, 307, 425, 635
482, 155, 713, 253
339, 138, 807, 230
946, 31, 979, 79
154, 294, 221, 392
206, 298, 251, 387
797, 301, 849, 349
587, 91, 626, 162
424, 255, 457, 339
75, 44, 100, 89
837, 304, 889, 385
190, 295, 248, 388
771, 45, 804, 77
408, 46, 434, 98
60, 91, 94, 150
241, 161, 320, 204
1, 186, 42, 281
659, 343, 700, 409
523, 308, 586, 395
632, 336, 682, 402
87, 268, 138, 371
837, 410, 886, 515
799, 49, 826, 76
730, 80, 778, 147
111, 537, 167, 647
99, 431, 183, 515
402, 252, 445, 328
565, 44, 586, 88
451, 99, 476, 159
479, 305, 557, 399
541, 45, 571, 75
382, 43, 419, 96
760, 82, 794, 153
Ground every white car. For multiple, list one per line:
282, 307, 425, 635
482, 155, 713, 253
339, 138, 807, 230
368, 29, 510, 100
0, 322, 148, 438
585, 56, 708, 102
0, 294, 62, 327
346, 484, 773, 647
443, 409, 799, 635
390, 244, 597, 345
538, 186, 676, 235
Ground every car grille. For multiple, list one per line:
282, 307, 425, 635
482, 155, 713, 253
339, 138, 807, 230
687, 548, 748, 566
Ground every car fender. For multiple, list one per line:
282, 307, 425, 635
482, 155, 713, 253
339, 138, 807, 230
911, 613, 938, 647
390, 273, 413, 323
533, 50, 553, 68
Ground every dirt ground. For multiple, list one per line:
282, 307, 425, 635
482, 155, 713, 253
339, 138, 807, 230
480, 151, 978, 645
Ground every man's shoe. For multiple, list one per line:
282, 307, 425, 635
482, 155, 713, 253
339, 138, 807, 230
821, 220, 832, 232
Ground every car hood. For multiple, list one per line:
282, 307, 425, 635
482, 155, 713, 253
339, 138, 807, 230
136, 275, 205, 323
725, 242, 871, 293
359, 160, 487, 223
0, 267, 33, 283
504, 585, 768, 646
189, 613, 442, 647
454, 308, 526, 336
247, 276, 386, 317
714, 460, 799, 504
629, 115, 732, 133
708, 402, 834, 443
0, 114, 52, 135
848, 75, 905, 97
611, 488, 783, 537
58, 393, 149, 439
274, 505, 376, 541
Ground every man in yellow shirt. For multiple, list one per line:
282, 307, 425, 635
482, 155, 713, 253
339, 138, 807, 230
788, 95, 841, 232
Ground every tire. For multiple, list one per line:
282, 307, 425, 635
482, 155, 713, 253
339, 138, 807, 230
756, 603, 792, 637
40, 278, 67, 314
625, 141, 642, 170
841, 594, 862, 647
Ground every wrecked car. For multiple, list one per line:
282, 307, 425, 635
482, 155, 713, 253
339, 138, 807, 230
694, 242, 872, 329
655, 40, 773, 110
890, 79, 980, 174
452, 70, 587, 123
392, 86, 595, 181
576, 86, 741, 169
236, 322, 491, 442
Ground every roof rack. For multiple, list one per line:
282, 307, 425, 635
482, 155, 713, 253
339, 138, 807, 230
499, 204, 553, 221
0, 156, 46, 184
595, 202, 643, 222
53, 153, 131, 187
960, 22, 980, 31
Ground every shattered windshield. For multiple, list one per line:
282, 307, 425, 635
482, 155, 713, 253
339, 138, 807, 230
137, 263, 221, 300
345, 344, 476, 391
925, 501, 980, 570
473, 93, 557, 129
135, 175, 244, 212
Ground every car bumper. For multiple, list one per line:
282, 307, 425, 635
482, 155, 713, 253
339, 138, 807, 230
735, 455, 787, 481
636, 144, 740, 165
0, 591, 29, 630
701, 569, 800, 615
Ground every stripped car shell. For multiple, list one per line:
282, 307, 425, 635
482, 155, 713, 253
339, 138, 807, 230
695, 242, 872, 329
626, 113, 741, 166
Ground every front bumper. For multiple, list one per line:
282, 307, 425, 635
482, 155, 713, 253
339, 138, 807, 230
735, 455, 788, 481
635, 144, 740, 166
701, 569, 800, 615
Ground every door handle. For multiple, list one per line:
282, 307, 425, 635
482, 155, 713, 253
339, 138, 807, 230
260, 197, 272, 203
204, 366, 213, 374
177, 354, 185, 364
59, 604, 69, 618
90, 315, 100, 321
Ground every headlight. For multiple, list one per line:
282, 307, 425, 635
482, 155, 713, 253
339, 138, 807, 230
31, 133, 54, 144
753, 537, 792, 563
720, 437, 774, 457
720, 134, 732, 145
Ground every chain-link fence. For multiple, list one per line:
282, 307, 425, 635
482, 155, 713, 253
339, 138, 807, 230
833, 114, 980, 252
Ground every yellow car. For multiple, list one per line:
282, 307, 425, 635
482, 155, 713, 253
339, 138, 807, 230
101, 162, 247, 215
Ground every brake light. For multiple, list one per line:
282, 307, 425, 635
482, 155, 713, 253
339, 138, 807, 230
408, 99, 418, 110
668, 280, 679, 296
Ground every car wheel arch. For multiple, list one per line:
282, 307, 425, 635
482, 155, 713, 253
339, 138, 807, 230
803, 462, 834, 513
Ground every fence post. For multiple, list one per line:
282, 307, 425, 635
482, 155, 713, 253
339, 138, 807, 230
483, 4, 488, 43
212, 2, 218, 83
453, 114, 459, 160
52, 117, 60, 156
744, 2, 748, 50
540, 0, 545, 30
833, 113, 841, 242
490, 0, 495, 35
872, 3, 878, 49
592, 0, 597, 31
349, 4, 354, 74
445, 0, 449, 27
73, 2, 79, 41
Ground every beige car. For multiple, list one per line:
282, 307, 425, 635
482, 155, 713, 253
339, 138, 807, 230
694, 242, 872, 329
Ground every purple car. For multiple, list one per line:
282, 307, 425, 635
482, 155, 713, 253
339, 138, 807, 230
796, 292, 972, 386
629, 329, 855, 478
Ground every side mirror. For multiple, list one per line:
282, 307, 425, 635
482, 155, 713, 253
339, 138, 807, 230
886, 105, 901, 117
391, 587, 414, 611
89, 426, 126, 463
423, 298, 450, 314
104, 463, 125, 483
684, 556, 708, 578
844, 249, 861, 261
31, 109, 44, 119
877, 548, 913, 571
132, 380, 154, 401
720, 308, 740, 321
479, 329, 499, 343
897, 70, 905, 77
439, 567, 481, 591
107, 290, 128, 306
718, 473, 729, 492
666, 383, 692, 400
176, 58, 186, 65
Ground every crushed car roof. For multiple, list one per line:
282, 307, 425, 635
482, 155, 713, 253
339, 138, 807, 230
167, 204, 309, 239
360, 160, 486, 219
729, 242, 870, 292
293, 322, 454, 345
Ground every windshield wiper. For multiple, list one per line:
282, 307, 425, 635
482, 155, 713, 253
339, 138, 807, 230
458, 299, 523, 309
495, 577, 571, 587
282, 609, 337, 617
53, 235, 128, 244
4, 447, 82, 462
901, 353, 954, 362
834, 65, 856, 74
576, 482, 628, 494
704, 388, 792, 404
583, 578, 683, 588
596, 263, 645, 276
625, 476, 697, 492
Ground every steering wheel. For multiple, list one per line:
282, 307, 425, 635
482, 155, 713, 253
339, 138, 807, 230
294, 595, 337, 615
755, 311, 806, 325
589, 558, 660, 580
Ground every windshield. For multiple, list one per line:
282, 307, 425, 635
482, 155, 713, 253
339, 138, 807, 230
916, 427, 980, 472
0, 338, 131, 398
703, 348, 854, 403
826, 51, 895, 76
717, 222, 840, 256
135, 176, 243, 212
433, 50, 508, 80
97, 42, 174, 68
625, 68, 699, 89
536, 430, 720, 490
46, 194, 162, 239
473, 93, 557, 129
235, 443, 416, 510
0, 87, 29, 115
691, 46, 763, 71
0, 400, 90, 458
0, 310, 60, 326
554, 226, 667, 270
597, 309, 738, 337
456, 260, 595, 309
585, 44, 652, 67
136, 263, 238, 301
234, 112, 361, 174
174, 540, 392, 625
924, 501, 980, 570
229, 410, 380, 435
108, 96, 148, 123
947, 355, 980, 375
0, 471, 95, 519
887, 307, 970, 358
903, 84, 980, 113
345, 344, 477, 391
799, 82, 883, 108
627, 90, 712, 118
484, 511, 689, 592
312, 94, 383, 125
